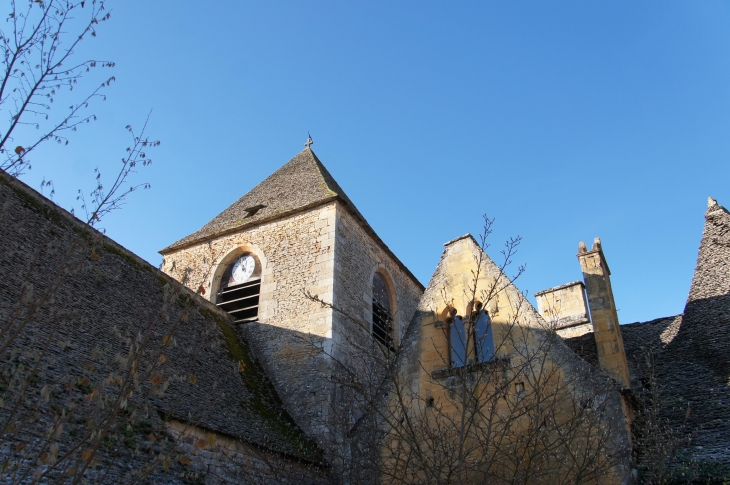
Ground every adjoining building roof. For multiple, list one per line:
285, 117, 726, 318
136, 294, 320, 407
566, 198, 730, 476
161, 147, 424, 290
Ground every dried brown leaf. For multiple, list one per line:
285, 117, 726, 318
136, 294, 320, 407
149, 372, 162, 386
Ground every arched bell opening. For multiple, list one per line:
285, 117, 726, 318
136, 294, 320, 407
215, 252, 262, 323
372, 272, 396, 351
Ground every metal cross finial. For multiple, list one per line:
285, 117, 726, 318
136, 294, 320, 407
305, 132, 313, 148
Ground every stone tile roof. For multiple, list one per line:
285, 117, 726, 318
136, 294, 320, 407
162, 148, 362, 253
161, 147, 424, 290
566, 199, 730, 476
0, 170, 324, 465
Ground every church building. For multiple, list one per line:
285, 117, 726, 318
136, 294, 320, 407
159, 145, 424, 442
0, 140, 729, 484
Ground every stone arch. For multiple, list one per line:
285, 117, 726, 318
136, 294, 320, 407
209, 243, 269, 305
369, 265, 399, 348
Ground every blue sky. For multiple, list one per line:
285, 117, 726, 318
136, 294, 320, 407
17, 1, 730, 324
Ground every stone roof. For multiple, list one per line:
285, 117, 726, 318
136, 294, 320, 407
161, 147, 424, 290
0, 170, 324, 466
162, 148, 361, 253
565, 199, 730, 475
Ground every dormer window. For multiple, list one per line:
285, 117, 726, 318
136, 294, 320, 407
372, 273, 394, 351
216, 253, 261, 323
243, 204, 266, 218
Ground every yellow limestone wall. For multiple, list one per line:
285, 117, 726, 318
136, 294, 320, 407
385, 235, 632, 485
578, 239, 631, 389
535, 281, 593, 338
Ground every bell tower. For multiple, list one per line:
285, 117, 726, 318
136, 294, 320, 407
159, 143, 424, 443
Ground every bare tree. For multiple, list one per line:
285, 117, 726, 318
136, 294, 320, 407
303, 216, 629, 485
631, 349, 697, 485
0, 0, 114, 176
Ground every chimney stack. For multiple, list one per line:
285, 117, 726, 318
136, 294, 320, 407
577, 238, 630, 388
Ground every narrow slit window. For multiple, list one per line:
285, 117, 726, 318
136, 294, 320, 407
216, 254, 260, 323
372, 273, 394, 350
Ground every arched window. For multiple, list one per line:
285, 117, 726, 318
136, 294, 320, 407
447, 307, 495, 368
450, 315, 469, 367
215, 253, 261, 323
372, 273, 394, 350
474, 309, 495, 362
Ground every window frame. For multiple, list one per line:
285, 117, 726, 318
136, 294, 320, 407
445, 305, 495, 369
372, 272, 396, 351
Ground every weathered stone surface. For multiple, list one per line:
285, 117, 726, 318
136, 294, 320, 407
162, 203, 339, 440
332, 204, 423, 350
566, 200, 730, 480
160, 149, 424, 457
534, 281, 591, 336
577, 239, 631, 389
387, 234, 632, 484
0, 170, 326, 483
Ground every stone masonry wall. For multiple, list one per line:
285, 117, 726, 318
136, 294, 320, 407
166, 420, 327, 484
162, 203, 338, 441
392, 235, 632, 484
332, 204, 423, 351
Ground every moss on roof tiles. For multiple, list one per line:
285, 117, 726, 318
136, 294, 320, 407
0, 169, 324, 465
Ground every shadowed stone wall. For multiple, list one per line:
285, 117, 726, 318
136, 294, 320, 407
161, 203, 338, 441
0, 171, 327, 483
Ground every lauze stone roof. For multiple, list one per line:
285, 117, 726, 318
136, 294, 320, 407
566, 199, 730, 476
0, 170, 324, 473
161, 147, 424, 290
162, 148, 363, 253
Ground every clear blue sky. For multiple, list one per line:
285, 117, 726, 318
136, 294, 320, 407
18, 1, 730, 324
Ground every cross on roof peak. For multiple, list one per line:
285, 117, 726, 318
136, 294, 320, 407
305, 133, 313, 148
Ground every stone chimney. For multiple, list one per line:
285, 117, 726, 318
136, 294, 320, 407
577, 238, 631, 388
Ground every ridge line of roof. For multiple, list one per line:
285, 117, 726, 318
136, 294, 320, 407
335, 198, 425, 292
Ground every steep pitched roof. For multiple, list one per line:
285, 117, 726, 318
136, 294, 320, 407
565, 198, 730, 477
162, 148, 363, 253
0, 170, 324, 465
161, 147, 424, 290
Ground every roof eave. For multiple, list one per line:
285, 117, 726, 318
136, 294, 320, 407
159, 196, 341, 254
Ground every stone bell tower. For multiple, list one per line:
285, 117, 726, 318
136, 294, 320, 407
159, 142, 424, 442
